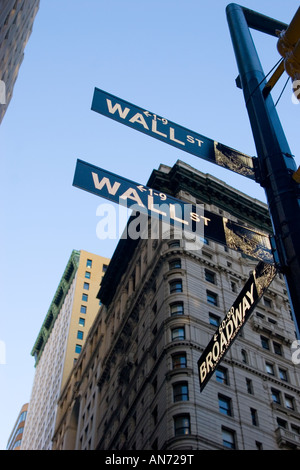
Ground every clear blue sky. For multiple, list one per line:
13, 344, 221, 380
0, 0, 299, 450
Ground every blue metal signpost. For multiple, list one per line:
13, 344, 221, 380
91, 88, 256, 179
226, 4, 300, 337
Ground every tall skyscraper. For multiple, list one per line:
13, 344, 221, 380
0, 0, 40, 123
52, 161, 300, 451
6, 403, 28, 450
21, 249, 110, 450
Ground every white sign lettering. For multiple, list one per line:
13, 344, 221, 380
105, 98, 203, 149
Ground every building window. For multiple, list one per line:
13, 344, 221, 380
75, 344, 82, 354
172, 353, 187, 369
279, 368, 288, 382
271, 388, 281, 404
261, 336, 270, 350
82, 294, 88, 302
171, 327, 185, 341
246, 378, 253, 394
103, 264, 108, 272
170, 302, 184, 316
174, 415, 190, 436
273, 342, 282, 356
169, 259, 181, 270
85, 271, 91, 279
264, 297, 272, 308
250, 408, 259, 426
277, 418, 287, 429
83, 282, 89, 290
86, 259, 92, 268
79, 318, 85, 327
222, 427, 236, 449
77, 330, 84, 340
173, 382, 189, 402
241, 349, 248, 364
266, 362, 275, 376
291, 424, 300, 435
215, 367, 228, 385
205, 269, 216, 284
256, 312, 265, 319
207, 290, 218, 306
170, 280, 183, 293
285, 395, 295, 410
218, 394, 232, 416
80, 305, 87, 314
209, 313, 220, 327
169, 240, 180, 248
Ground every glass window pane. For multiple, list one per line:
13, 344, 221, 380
169, 259, 181, 270
172, 354, 187, 369
170, 280, 183, 293
173, 383, 189, 402
172, 328, 185, 341
170, 302, 184, 316
219, 395, 232, 416
222, 428, 236, 449
209, 313, 220, 326
174, 415, 190, 436
207, 290, 218, 306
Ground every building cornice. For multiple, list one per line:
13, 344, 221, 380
31, 249, 80, 366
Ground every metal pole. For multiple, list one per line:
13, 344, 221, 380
226, 3, 300, 338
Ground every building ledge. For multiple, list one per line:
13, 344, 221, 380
275, 426, 300, 449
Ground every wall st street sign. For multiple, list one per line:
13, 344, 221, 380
198, 261, 277, 391
91, 88, 256, 180
73, 159, 205, 237
73, 159, 274, 264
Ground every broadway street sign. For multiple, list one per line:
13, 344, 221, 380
73, 159, 274, 264
198, 261, 277, 391
91, 88, 256, 180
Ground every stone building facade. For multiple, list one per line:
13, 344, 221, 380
21, 250, 110, 450
0, 0, 40, 123
53, 161, 300, 450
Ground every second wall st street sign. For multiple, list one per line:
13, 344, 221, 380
73, 159, 274, 265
